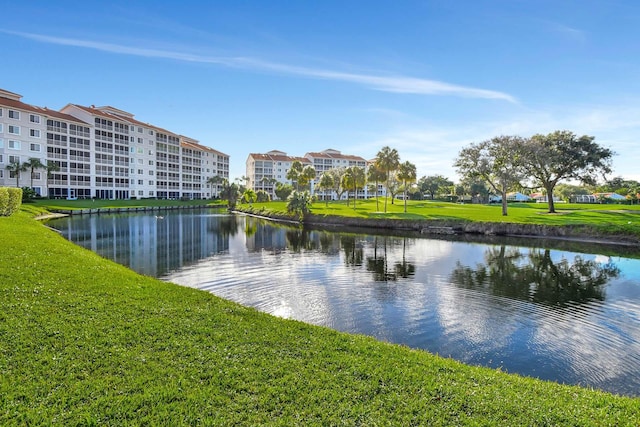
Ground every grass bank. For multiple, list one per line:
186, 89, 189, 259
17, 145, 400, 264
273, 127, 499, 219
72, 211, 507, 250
239, 199, 640, 242
1, 209, 639, 425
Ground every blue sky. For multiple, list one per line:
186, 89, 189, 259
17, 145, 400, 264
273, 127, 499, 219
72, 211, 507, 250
2, 0, 639, 182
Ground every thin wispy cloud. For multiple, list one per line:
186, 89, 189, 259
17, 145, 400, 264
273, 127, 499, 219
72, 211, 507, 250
3, 30, 517, 103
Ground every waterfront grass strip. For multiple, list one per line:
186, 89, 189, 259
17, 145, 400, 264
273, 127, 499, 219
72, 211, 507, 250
1, 210, 639, 425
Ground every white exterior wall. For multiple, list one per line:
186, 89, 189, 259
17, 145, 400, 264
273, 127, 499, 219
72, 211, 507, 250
0, 106, 48, 195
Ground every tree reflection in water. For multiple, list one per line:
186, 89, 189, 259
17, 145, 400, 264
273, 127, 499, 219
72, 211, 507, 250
366, 236, 416, 282
450, 245, 620, 307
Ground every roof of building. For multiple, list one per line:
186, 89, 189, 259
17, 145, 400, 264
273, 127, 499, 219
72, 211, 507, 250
305, 150, 366, 162
0, 90, 88, 124
181, 137, 229, 157
248, 152, 311, 163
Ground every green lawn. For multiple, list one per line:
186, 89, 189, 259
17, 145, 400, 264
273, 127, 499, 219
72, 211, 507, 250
242, 198, 640, 237
1, 208, 639, 425
29, 198, 225, 211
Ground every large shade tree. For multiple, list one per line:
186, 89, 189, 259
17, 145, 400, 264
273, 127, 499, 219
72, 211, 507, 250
455, 135, 525, 216
375, 146, 400, 213
518, 130, 614, 213
418, 174, 454, 200
396, 161, 417, 213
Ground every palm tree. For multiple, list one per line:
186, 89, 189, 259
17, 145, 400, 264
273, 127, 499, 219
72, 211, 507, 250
24, 157, 46, 191
367, 163, 386, 212
6, 161, 27, 188
397, 161, 417, 213
45, 161, 60, 199
242, 188, 257, 205
286, 160, 304, 191
375, 146, 400, 213
206, 175, 225, 198
317, 172, 334, 206
342, 166, 366, 209
301, 165, 317, 194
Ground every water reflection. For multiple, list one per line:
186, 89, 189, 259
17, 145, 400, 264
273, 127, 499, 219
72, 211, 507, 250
47, 211, 640, 396
451, 246, 620, 306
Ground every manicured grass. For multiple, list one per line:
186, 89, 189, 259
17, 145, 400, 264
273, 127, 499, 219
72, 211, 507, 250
29, 198, 225, 211
1, 209, 639, 425
245, 198, 640, 238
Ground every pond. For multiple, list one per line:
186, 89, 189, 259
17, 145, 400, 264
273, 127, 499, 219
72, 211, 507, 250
47, 209, 640, 396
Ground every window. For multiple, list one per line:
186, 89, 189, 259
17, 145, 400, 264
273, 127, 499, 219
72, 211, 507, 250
30, 143, 41, 152
0, 108, 3, 117
8, 110, 20, 120
148, 150, 153, 155
149, 160, 154, 165
138, 169, 143, 175
149, 181, 154, 185
148, 130, 154, 135
138, 137, 143, 143
29, 114, 41, 124
138, 180, 143, 185
32, 172, 41, 180
30, 129, 41, 138
0, 124, 2, 133
9, 155, 20, 164
149, 170, 154, 175
0, 154, 3, 163
138, 190, 143, 195
137, 148, 143, 154
8, 125, 20, 135
8, 140, 21, 150
138, 127, 142, 133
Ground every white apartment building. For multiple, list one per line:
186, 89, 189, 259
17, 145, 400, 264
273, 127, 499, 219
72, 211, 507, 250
246, 148, 369, 200
0, 88, 228, 200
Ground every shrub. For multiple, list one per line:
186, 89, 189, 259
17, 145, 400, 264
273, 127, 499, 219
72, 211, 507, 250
0, 188, 8, 216
0, 187, 22, 216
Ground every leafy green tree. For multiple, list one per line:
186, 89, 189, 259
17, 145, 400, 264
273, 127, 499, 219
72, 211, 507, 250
274, 182, 294, 201
341, 166, 366, 209
327, 167, 347, 201
386, 173, 401, 204
396, 161, 417, 213
517, 130, 614, 213
554, 184, 591, 202
255, 190, 271, 202
375, 146, 400, 213
6, 161, 27, 188
418, 175, 454, 200
455, 135, 524, 216
317, 172, 335, 206
367, 163, 386, 211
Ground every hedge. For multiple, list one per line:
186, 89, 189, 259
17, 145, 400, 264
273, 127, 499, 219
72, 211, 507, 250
0, 187, 22, 216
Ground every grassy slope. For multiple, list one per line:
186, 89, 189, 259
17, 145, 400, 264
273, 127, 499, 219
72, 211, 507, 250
2, 209, 639, 425
245, 198, 640, 238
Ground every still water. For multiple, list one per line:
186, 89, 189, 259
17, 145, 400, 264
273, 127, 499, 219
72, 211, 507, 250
48, 210, 640, 396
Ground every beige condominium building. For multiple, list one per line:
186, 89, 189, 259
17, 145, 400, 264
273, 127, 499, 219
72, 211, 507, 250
246, 148, 370, 200
0, 88, 228, 200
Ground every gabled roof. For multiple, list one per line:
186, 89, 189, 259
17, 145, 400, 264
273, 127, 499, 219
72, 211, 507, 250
0, 91, 88, 124
305, 149, 366, 162
181, 137, 229, 157
248, 152, 311, 163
